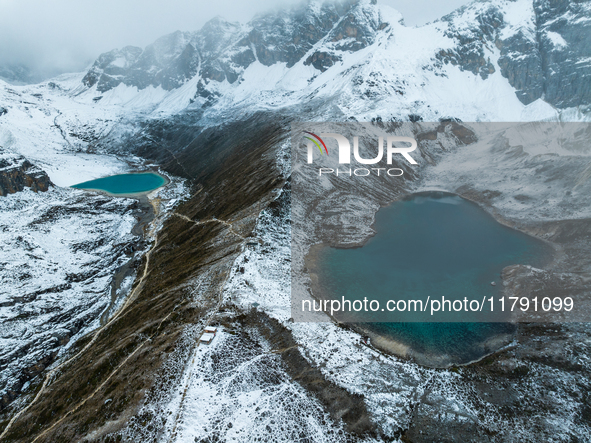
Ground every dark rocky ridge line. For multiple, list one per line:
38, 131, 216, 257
117, 178, 382, 442
80, 0, 591, 111
0, 113, 290, 442
82, 0, 381, 97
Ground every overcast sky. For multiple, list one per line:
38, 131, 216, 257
0, 0, 469, 79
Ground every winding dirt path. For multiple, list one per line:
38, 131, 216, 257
1, 211, 248, 442
172, 213, 245, 240
0, 231, 162, 441
165, 214, 248, 442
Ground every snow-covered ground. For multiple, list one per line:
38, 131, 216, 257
421, 122, 591, 222
1, 0, 591, 440
158, 117, 591, 441
0, 74, 188, 412
163, 328, 353, 443
0, 76, 132, 187
0, 186, 137, 404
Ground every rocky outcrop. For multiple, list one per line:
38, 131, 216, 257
440, 0, 591, 107
0, 150, 52, 196
534, 0, 591, 108
304, 51, 342, 71
79, 0, 591, 110
81, 0, 386, 97
82, 45, 143, 92
496, 29, 545, 105
437, 5, 503, 80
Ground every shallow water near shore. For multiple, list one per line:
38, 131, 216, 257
71, 172, 167, 195
312, 192, 553, 364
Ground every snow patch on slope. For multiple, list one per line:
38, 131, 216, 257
546, 30, 568, 48
0, 187, 137, 402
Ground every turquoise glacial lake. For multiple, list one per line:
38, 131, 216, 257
71, 172, 167, 195
312, 192, 552, 364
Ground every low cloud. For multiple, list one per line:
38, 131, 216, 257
0, 0, 468, 81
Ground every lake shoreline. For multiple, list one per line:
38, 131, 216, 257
71, 170, 170, 198
303, 190, 557, 368
305, 241, 519, 368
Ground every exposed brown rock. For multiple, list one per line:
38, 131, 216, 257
0, 151, 52, 197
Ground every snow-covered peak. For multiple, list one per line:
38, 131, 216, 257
5, 0, 587, 124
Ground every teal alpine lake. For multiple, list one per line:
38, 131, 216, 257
71, 172, 167, 195
311, 192, 553, 364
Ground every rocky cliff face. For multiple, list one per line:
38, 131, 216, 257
0, 150, 52, 196
80, 0, 591, 113
82, 1, 386, 98
439, 0, 591, 107
533, 0, 591, 108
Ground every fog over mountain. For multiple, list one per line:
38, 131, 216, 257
0, 0, 469, 83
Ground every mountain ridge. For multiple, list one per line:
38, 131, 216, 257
75, 0, 591, 119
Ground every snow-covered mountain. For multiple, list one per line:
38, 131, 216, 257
1, 0, 591, 442
0, 64, 43, 85
73, 0, 591, 122
7, 0, 588, 203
